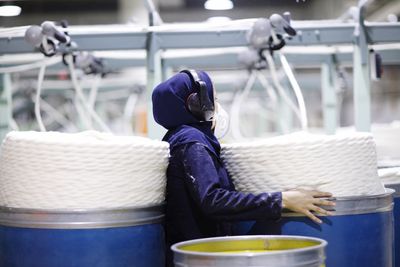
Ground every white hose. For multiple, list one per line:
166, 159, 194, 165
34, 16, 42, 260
62, 101, 85, 130
65, 55, 111, 133
10, 119, 19, 131
279, 52, 308, 130
264, 52, 306, 130
0, 57, 61, 73
40, 99, 79, 131
86, 74, 101, 128
256, 70, 278, 104
123, 94, 138, 134
88, 74, 101, 109
270, 29, 280, 46
35, 65, 46, 132
74, 93, 92, 129
230, 71, 257, 140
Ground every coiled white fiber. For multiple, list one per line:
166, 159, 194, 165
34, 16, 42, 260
221, 132, 386, 197
371, 122, 400, 162
378, 167, 400, 185
0, 131, 169, 209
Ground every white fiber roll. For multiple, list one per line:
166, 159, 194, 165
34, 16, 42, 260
371, 122, 400, 162
0, 131, 169, 209
338, 122, 400, 165
221, 132, 386, 197
378, 167, 400, 185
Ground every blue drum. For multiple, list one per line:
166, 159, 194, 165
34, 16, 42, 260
0, 205, 165, 267
385, 183, 400, 267
234, 190, 394, 267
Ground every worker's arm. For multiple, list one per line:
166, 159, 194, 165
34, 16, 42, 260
181, 142, 282, 221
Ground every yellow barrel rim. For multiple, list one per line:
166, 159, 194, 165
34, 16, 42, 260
173, 235, 327, 256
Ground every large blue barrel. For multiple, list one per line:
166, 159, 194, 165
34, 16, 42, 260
0, 205, 165, 267
234, 190, 394, 267
385, 183, 400, 267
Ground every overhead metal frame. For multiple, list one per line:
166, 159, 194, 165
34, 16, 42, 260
0, 27, 148, 54
2, 22, 399, 54
149, 21, 400, 137
150, 22, 400, 50
321, 56, 339, 135
0, 74, 13, 141
0, 20, 400, 138
353, 4, 371, 132
162, 48, 400, 69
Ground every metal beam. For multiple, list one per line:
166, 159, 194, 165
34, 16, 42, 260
2, 47, 399, 72
288, 24, 356, 45
163, 51, 242, 69
154, 22, 400, 49
353, 4, 371, 132
153, 28, 249, 49
0, 74, 12, 141
321, 56, 338, 134
163, 48, 400, 69
0, 26, 148, 55
1, 22, 400, 54
146, 31, 166, 139
368, 23, 400, 44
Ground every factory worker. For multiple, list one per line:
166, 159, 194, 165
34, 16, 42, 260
152, 70, 335, 267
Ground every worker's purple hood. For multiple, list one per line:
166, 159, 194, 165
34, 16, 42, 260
152, 71, 220, 155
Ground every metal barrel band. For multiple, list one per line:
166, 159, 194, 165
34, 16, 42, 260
283, 190, 394, 217
384, 182, 400, 197
0, 205, 165, 229
283, 205, 393, 218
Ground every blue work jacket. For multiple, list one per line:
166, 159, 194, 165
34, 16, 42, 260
151, 70, 282, 266
165, 138, 282, 266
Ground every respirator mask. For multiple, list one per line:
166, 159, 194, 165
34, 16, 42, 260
213, 102, 230, 139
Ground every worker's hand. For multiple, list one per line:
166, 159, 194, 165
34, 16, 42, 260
282, 189, 336, 224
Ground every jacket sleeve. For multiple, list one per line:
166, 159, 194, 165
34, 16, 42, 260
181, 142, 282, 221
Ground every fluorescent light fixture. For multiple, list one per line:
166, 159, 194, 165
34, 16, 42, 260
207, 16, 231, 23
204, 0, 233, 11
0, 5, 21, 17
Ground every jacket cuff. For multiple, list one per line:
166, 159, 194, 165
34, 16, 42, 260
262, 192, 282, 220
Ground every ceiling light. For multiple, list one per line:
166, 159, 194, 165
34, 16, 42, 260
0, 5, 21, 17
204, 0, 233, 11
206, 16, 231, 23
